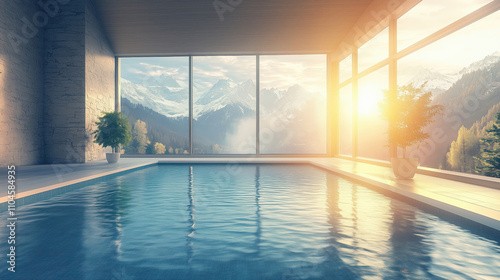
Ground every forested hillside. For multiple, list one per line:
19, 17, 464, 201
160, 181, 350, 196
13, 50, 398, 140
445, 102, 500, 173
121, 98, 189, 153
418, 59, 500, 169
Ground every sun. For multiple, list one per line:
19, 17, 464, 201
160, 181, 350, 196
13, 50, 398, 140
358, 88, 383, 117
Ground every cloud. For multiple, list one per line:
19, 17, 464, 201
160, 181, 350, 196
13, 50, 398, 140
193, 56, 256, 87
138, 62, 166, 69
121, 54, 327, 96
260, 54, 327, 95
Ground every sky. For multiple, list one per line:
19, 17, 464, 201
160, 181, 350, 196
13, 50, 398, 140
193, 56, 256, 95
397, 0, 493, 51
397, 0, 499, 77
121, 57, 189, 86
398, 7, 500, 84
121, 54, 327, 97
338, 0, 499, 83
337, 0, 500, 115
260, 54, 327, 96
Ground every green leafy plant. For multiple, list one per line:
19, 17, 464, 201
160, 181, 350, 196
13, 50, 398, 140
93, 112, 132, 153
379, 83, 444, 158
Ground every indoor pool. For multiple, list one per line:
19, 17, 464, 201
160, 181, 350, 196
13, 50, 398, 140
1, 164, 500, 279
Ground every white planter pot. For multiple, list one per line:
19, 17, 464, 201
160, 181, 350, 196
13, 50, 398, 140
106, 152, 120, 163
391, 158, 418, 179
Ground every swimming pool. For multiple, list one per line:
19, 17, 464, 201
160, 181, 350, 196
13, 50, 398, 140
1, 164, 500, 279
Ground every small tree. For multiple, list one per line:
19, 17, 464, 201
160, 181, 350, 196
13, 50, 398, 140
379, 83, 444, 158
212, 144, 222, 154
93, 112, 131, 153
475, 113, 500, 177
128, 120, 149, 154
447, 126, 480, 173
154, 142, 166, 155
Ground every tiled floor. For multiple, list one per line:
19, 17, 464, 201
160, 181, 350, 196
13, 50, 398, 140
1, 157, 499, 231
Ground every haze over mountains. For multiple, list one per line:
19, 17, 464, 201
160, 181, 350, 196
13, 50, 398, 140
121, 73, 326, 154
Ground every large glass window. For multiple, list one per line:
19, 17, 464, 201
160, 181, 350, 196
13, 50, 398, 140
398, 10, 500, 172
120, 55, 328, 156
193, 56, 256, 154
357, 66, 389, 161
259, 55, 327, 154
339, 54, 352, 83
339, 84, 353, 156
398, 0, 493, 51
336, 2, 500, 178
358, 28, 389, 72
120, 57, 189, 155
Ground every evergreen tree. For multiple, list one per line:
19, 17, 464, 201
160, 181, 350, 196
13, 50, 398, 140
145, 141, 155, 154
475, 113, 500, 177
379, 83, 444, 158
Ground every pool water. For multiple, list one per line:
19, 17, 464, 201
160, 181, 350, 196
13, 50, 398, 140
1, 164, 500, 279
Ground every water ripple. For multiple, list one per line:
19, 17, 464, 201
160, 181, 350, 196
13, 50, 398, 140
1, 164, 499, 280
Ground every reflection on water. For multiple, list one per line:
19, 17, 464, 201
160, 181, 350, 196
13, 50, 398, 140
187, 166, 195, 263
254, 166, 262, 257
1, 164, 499, 280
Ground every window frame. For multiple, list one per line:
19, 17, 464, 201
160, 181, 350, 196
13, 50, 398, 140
116, 54, 330, 157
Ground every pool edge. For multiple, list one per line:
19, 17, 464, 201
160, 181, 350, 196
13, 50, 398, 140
0, 161, 157, 208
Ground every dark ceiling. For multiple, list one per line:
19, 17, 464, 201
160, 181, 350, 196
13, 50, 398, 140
92, 0, 387, 56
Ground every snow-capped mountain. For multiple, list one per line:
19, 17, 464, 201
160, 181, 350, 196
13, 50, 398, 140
142, 73, 183, 89
194, 79, 256, 118
405, 52, 500, 96
121, 78, 188, 118
460, 51, 500, 75
406, 67, 458, 95
122, 72, 322, 122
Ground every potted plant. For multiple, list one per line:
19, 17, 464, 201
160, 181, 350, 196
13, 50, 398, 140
379, 83, 444, 179
92, 111, 132, 163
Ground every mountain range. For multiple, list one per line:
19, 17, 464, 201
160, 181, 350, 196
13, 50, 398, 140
121, 73, 326, 154
405, 52, 500, 168
406, 52, 500, 96
121, 52, 500, 160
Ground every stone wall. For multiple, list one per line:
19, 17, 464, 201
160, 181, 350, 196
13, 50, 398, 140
84, 0, 116, 162
43, 0, 87, 164
44, 0, 115, 164
0, 0, 45, 166
0, 0, 115, 166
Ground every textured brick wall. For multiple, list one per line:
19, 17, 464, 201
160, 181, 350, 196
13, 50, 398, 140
43, 0, 115, 164
84, 0, 115, 162
43, 0, 86, 164
0, 0, 115, 166
0, 0, 45, 166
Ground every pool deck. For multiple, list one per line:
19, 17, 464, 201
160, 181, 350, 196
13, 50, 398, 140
1, 157, 499, 232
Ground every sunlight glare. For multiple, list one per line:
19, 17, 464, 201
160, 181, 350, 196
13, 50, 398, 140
358, 87, 382, 117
